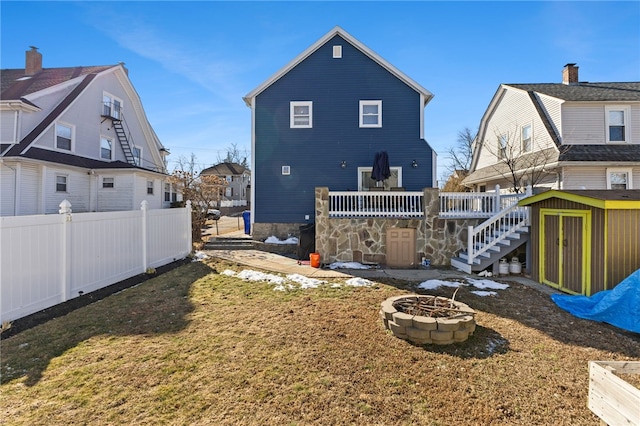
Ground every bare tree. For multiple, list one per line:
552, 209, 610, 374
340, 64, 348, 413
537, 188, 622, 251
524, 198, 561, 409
442, 127, 475, 191
169, 153, 227, 245
480, 126, 559, 193
217, 143, 250, 168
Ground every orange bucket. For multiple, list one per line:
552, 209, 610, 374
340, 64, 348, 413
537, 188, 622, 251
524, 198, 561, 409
310, 252, 321, 268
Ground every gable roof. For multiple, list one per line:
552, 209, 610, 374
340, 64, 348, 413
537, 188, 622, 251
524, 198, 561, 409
201, 162, 249, 176
1, 65, 116, 100
506, 82, 640, 102
243, 26, 433, 107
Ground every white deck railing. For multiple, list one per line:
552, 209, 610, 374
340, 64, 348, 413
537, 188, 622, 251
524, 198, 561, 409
466, 202, 530, 265
439, 185, 530, 219
329, 191, 424, 218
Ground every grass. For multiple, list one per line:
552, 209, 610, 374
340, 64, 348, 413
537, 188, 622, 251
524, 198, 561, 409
1, 258, 639, 425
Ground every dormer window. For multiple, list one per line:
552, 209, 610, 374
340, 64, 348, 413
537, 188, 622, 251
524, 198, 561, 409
102, 92, 122, 119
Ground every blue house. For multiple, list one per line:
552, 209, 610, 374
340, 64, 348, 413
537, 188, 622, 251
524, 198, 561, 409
243, 26, 436, 240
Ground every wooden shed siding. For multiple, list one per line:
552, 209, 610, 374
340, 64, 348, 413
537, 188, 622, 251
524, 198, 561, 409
607, 209, 640, 287
254, 34, 433, 223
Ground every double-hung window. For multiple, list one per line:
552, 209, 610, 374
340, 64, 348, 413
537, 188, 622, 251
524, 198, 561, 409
102, 93, 122, 119
164, 183, 171, 202
607, 168, 633, 189
521, 124, 532, 152
56, 175, 68, 192
290, 101, 312, 128
102, 177, 115, 189
56, 123, 73, 151
100, 136, 113, 160
497, 134, 508, 159
147, 180, 154, 195
605, 106, 630, 143
359, 100, 382, 128
133, 146, 141, 166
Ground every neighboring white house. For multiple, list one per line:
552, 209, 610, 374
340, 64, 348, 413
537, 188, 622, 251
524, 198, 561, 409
200, 162, 251, 206
0, 47, 177, 216
464, 64, 640, 193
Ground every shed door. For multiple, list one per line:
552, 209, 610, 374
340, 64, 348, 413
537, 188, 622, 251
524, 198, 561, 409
541, 210, 590, 295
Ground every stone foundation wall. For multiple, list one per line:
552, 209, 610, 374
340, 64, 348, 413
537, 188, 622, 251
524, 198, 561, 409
315, 187, 482, 267
252, 222, 308, 242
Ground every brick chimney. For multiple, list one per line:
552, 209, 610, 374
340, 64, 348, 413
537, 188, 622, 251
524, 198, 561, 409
562, 63, 579, 85
25, 46, 43, 75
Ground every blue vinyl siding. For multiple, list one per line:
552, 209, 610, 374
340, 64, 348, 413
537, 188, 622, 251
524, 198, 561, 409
254, 35, 434, 223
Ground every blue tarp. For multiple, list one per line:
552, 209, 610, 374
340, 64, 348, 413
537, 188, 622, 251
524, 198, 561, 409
551, 269, 640, 333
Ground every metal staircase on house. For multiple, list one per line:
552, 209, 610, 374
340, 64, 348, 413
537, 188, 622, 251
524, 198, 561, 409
111, 119, 137, 166
451, 202, 530, 274
101, 102, 137, 167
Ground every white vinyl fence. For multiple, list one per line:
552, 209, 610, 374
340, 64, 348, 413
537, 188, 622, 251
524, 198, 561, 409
0, 200, 192, 323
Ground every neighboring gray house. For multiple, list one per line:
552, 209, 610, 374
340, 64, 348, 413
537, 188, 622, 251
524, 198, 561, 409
200, 162, 251, 206
1, 47, 174, 216
464, 64, 640, 193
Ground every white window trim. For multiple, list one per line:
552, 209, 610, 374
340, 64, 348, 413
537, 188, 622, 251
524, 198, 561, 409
357, 166, 402, 190
333, 45, 342, 58
606, 167, 633, 189
605, 105, 630, 143
55, 174, 68, 193
164, 182, 171, 202
147, 180, 154, 195
521, 124, 533, 153
359, 100, 382, 128
102, 176, 115, 189
282, 165, 291, 175
102, 91, 123, 119
290, 101, 312, 128
55, 122, 74, 152
100, 136, 114, 160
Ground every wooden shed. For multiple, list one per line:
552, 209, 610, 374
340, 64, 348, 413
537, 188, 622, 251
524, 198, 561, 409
518, 190, 640, 296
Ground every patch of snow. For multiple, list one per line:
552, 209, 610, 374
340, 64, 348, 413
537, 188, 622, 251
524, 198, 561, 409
237, 270, 285, 284
264, 235, 299, 245
221, 269, 237, 276
345, 277, 373, 287
471, 290, 498, 297
328, 262, 371, 270
286, 273, 326, 289
416, 279, 465, 290
273, 283, 296, 292
192, 251, 209, 261
466, 278, 509, 290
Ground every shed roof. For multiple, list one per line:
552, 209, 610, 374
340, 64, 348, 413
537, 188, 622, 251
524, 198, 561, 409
519, 189, 640, 209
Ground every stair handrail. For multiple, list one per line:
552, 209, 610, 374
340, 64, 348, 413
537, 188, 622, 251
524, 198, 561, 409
466, 187, 531, 265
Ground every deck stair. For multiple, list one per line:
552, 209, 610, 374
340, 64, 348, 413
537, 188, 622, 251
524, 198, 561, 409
451, 201, 530, 274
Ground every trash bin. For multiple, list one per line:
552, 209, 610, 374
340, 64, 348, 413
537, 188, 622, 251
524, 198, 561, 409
297, 223, 315, 260
242, 210, 251, 234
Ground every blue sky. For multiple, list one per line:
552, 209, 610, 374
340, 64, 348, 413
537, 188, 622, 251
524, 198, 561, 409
2, 1, 639, 181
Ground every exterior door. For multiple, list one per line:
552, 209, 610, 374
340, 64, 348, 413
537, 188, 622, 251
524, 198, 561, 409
540, 210, 590, 294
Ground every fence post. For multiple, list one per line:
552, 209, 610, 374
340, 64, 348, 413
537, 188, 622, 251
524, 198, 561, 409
494, 184, 501, 213
467, 225, 474, 265
186, 200, 193, 253
59, 200, 72, 301
141, 200, 148, 273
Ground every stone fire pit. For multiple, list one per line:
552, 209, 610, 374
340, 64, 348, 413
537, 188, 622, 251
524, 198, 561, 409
379, 295, 476, 345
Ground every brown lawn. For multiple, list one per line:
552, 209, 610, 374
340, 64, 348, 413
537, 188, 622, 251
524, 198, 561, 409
1, 259, 638, 425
